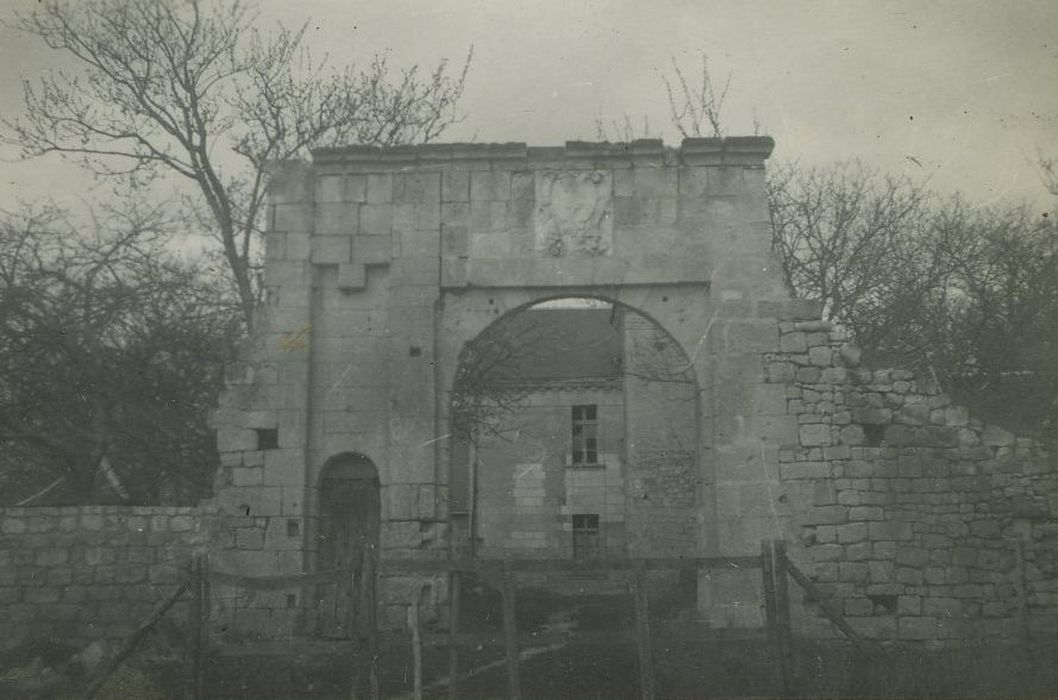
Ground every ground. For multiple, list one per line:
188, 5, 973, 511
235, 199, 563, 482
5, 585, 1058, 698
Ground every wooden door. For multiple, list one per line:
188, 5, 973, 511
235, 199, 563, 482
316, 454, 380, 638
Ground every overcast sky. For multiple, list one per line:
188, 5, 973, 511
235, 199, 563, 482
1, 0, 1056, 211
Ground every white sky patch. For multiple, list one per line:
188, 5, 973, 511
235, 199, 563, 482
530, 297, 612, 310
0, 0, 1055, 209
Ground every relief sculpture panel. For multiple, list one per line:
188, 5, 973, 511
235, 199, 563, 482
534, 170, 613, 256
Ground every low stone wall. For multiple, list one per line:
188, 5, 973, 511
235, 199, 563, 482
0, 506, 204, 650
767, 320, 1058, 643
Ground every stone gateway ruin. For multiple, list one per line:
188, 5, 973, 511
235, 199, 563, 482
202, 137, 1058, 650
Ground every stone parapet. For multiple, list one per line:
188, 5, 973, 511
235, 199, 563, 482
311, 137, 774, 172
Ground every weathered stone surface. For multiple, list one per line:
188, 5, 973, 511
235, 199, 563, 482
199, 140, 1058, 648
799, 424, 830, 447
533, 170, 613, 256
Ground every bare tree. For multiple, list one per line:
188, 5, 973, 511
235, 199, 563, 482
4, 0, 472, 327
938, 206, 1058, 438
450, 317, 538, 447
767, 161, 937, 330
0, 200, 241, 503
664, 52, 731, 138
769, 160, 1058, 440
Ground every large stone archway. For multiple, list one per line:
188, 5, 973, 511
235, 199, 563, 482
443, 294, 703, 565
208, 137, 818, 634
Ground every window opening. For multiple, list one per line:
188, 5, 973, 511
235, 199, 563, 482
572, 513, 601, 559
571, 404, 599, 465
256, 428, 279, 450
863, 424, 885, 447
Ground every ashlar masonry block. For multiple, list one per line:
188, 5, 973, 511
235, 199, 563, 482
272, 203, 313, 234
315, 175, 345, 203
470, 170, 511, 201
360, 204, 393, 236
395, 172, 441, 203
442, 170, 470, 203
315, 203, 359, 236
723, 322, 780, 354
352, 235, 391, 265
366, 174, 393, 204
283, 234, 308, 262
263, 449, 305, 486
310, 236, 352, 265
337, 263, 366, 291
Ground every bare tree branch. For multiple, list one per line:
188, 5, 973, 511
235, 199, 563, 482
664, 52, 731, 138
0, 200, 242, 503
769, 160, 1058, 441
4, 0, 473, 328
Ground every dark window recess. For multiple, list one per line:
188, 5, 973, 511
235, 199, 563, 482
286, 519, 301, 537
286, 594, 297, 608
572, 513, 601, 559
571, 405, 599, 465
863, 424, 885, 447
256, 428, 279, 450
867, 593, 897, 614
409, 345, 422, 357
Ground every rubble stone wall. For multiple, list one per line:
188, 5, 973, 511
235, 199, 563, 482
0, 506, 203, 650
765, 318, 1058, 643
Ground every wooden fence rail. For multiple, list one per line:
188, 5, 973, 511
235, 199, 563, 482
82, 580, 190, 699
204, 554, 762, 591
783, 554, 872, 653
74, 545, 868, 700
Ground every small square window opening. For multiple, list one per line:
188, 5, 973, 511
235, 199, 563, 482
255, 428, 279, 450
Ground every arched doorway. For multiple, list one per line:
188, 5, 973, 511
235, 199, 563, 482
316, 452, 381, 639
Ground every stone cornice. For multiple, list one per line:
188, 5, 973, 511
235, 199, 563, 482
310, 137, 774, 171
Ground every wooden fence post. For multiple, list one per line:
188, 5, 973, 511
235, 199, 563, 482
761, 540, 792, 695
761, 540, 777, 631
366, 551, 380, 700
774, 541, 793, 690
448, 569, 461, 700
410, 597, 423, 700
1014, 537, 1028, 641
783, 556, 869, 652
501, 561, 521, 700
188, 552, 207, 700
632, 564, 656, 700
